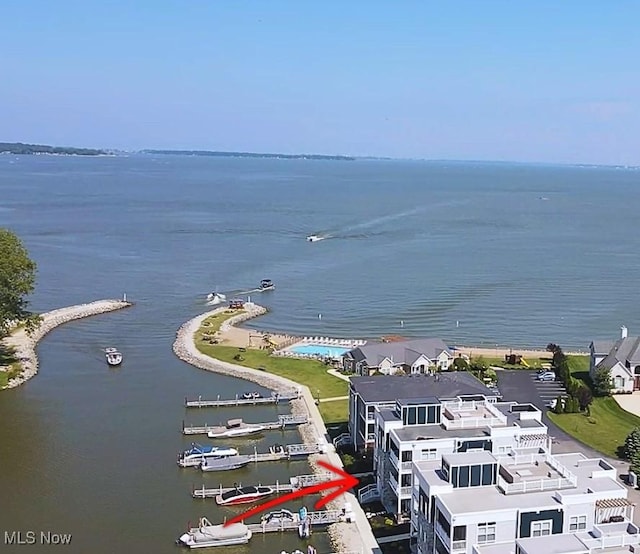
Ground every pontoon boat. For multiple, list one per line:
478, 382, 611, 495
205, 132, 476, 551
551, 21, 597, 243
177, 519, 251, 548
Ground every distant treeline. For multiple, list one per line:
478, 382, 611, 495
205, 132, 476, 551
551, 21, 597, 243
0, 142, 107, 156
142, 149, 355, 161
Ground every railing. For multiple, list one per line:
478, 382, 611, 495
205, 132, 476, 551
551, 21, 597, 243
401, 461, 413, 471
498, 475, 576, 494
358, 483, 380, 504
434, 521, 450, 545
579, 532, 640, 549
452, 539, 467, 551
545, 452, 578, 483
389, 451, 400, 469
400, 486, 413, 497
442, 416, 506, 429
333, 433, 350, 448
389, 473, 399, 493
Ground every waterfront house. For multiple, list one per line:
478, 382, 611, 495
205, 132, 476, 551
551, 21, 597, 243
343, 338, 454, 376
348, 373, 500, 451
589, 326, 640, 393
411, 448, 636, 554
370, 399, 548, 519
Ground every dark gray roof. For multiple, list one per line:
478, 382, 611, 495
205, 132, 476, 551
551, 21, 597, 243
344, 338, 452, 367
591, 340, 615, 355
596, 336, 640, 372
350, 372, 497, 404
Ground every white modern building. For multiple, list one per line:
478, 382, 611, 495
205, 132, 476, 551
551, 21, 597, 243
369, 396, 548, 518
411, 448, 636, 554
349, 373, 500, 451
590, 326, 640, 393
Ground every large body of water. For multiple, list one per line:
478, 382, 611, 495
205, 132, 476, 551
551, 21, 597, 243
0, 155, 639, 552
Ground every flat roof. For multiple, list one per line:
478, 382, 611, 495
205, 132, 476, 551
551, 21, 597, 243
392, 423, 490, 442
425, 452, 624, 515
350, 373, 498, 403
443, 451, 497, 466
397, 396, 439, 405
516, 533, 588, 554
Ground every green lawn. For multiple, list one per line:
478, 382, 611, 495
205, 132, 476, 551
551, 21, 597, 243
318, 399, 349, 425
547, 354, 640, 458
482, 355, 552, 370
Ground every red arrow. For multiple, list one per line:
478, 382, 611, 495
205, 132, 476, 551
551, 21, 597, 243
224, 460, 359, 526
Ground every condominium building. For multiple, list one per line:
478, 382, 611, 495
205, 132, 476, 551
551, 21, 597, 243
411, 448, 636, 554
370, 396, 548, 518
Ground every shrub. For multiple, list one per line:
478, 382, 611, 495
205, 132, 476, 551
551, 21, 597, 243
592, 367, 613, 397
623, 428, 640, 460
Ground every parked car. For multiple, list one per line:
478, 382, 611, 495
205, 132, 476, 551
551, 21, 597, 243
536, 371, 556, 381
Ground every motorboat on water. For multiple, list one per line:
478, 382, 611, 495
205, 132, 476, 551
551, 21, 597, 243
207, 419, 267, 439
206, 291, 226, 305
259, 279, 275, 291
216, 485, 274, 506
105, 347, 123, 366
306, 234, 322, 242
177, 443, 239, 467
199, 455, 252, 472
242, 391, 263, 400
177, 519, 251, 548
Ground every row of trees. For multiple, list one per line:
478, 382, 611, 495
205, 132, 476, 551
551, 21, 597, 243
0, 229, 38, 338
546, 343, 611, 415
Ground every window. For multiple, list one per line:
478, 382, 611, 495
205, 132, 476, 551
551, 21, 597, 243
531, 520, 552, 537
614, 376, 624, 389
569, 515, 587, 531
401, 450, 413, 462
421, 448, 437, 460
477, 522, 496, 544
417, 406, 426, 424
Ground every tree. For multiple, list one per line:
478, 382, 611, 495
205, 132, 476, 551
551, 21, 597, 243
624, 428, 640, 460
0, 228, 39, 338
553, 395, 565, 414
592, 366, 613, 397
452, 357, 469, 371
574, 385, 593, 411
630, 450, 640, 478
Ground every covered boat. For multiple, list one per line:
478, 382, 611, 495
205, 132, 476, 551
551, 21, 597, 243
177, 519, 251, 548
177, 443, 239, 467
200, 455, 252, 472
216, 485, 274, 506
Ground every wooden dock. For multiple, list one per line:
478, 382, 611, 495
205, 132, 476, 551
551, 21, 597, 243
246, 509, 344, 534
192, 472, 333, 499
185, 390, 300, 408
182, 414, 308, 436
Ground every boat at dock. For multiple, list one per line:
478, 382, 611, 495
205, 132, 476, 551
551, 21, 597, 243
177, 443, 239, 467
216, 485, 274, 506
104, 347, 123, 367
177, 518, 251, 548
200, 455, 252, 472
206, 419, 267, 439
259, 279, 275, 291
261, 509, 296, 525
242, 391, 262, 400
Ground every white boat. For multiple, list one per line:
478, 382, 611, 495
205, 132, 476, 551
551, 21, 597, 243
242, 391, 263, 400
200, 455, 252, 472
206, 291, 226, 305
207, 419, 267, 439
105, 348, 123, 366
216, 485, 274, 505
306, 234, 322, 242
177, 443, 239, 467
261, 509, 296, 526
259, 279, 275, 291
177, 519, 251, 548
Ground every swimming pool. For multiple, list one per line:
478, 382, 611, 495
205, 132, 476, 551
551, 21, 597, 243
288, 344, 350, 357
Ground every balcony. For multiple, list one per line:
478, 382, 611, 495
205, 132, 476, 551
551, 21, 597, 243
401, 461, 413, 471
389, 451, 399, 469
452, 539, 467, 552
577, 521, 640, 549
400, 486, 412, 497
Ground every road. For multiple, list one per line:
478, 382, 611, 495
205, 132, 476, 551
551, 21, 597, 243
497, 369, 640, 524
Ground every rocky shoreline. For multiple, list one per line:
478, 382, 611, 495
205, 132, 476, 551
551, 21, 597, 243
173, 303, 381, 554
0, 299, 133, 390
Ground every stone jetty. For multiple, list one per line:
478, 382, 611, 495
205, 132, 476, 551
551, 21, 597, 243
0, 298, 133, 389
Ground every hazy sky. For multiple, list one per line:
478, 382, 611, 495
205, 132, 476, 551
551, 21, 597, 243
2, 1, 639, 164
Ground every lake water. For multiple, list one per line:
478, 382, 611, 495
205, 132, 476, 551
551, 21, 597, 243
0, 155, 639, 552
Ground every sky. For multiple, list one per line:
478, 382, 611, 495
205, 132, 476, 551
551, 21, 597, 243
1, 1, 639, 165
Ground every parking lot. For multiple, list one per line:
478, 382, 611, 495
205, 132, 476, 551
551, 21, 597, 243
531, 372, 567, 407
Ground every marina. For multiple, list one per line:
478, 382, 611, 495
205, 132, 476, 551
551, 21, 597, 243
192, 472, 333, 498
184, 390, 300, 408
182, 414, 308, 436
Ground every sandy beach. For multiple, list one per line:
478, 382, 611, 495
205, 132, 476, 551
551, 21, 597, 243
0, 298, 133, 389
173, 303, 382, 554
